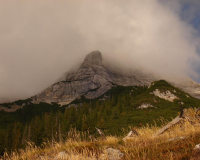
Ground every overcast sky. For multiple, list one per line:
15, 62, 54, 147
0, 0, 200, 103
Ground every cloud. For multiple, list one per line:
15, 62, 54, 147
161, 0, 200, 29
0, 0, 200, 102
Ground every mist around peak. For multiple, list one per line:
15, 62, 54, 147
0, 0, 200, 103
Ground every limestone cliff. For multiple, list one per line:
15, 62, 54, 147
32, 50, 200, 105
172, 78, 200, 99
32, 51, 155, 105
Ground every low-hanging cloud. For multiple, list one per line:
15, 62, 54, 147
0, 0, 200, 102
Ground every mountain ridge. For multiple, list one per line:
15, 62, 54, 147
32, 51, 155, 105
30, 50, 200, 106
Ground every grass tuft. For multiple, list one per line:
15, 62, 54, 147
2, 108, 200, 160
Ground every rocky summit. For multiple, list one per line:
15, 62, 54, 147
32, 51, 155, 105
32, 50, 200, 105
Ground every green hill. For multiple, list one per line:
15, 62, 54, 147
0, 80, 200, 155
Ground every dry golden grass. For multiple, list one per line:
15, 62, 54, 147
2, 108, 200, 160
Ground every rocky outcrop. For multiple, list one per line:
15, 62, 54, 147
138, 103, 156, 109
153, 89, 178, 102
100, 148, 124, 160
32, 50, 200, 105
54, 148, 124, 160
105, 66, 155, 86
173, 78, 200, 99
0, 104, 23, 112
32, 51, 155, 105
32, 51, 111, 105
168, 136, 185, 142
193, 144, 200, 150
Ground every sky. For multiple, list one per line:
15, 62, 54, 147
0, 0, 200, 103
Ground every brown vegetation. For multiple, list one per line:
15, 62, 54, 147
2, 108, 200, 160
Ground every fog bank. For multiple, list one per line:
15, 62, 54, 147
0, 0, 200, 102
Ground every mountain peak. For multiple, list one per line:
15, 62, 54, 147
83, 50, 102, 65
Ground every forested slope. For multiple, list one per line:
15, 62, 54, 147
0, 80, 200, 155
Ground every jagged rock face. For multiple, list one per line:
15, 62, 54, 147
153, 89, 178, 102
173, 78, 200, 99
65, 51, 113, 100
82, 50, 102, 65
0, 104, 23, 112
105, 67, 155, 86
32, 50, 200, 105
33, 51, 112, 105
32, 51, 155, 105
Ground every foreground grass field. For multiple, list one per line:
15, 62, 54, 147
2, 108, 200, 160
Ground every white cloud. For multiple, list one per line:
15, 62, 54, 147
0, 0, 200, 102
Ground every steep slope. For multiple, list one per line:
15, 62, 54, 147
32, 51, 155, 105
64, 80, 200, 134
31, 50, 200, 105
173, 78, 200, 99
32, 51, 112, 105
1, 79, 200, 156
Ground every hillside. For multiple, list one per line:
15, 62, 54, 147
2, 108, 200, 160
29, 51, 200, 106
65, 80, 200, 134
32, 51, 155, 105
1, 80, 200, 156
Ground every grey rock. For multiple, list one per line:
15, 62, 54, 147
168, 136, 185, 142
100, 148, 124, 160
153, 89, 178, 102
172, 78, 200, 99
54, 151, 67, 159
138, 103, 156, 109
0, 104, 23, 112
32, 51, 154, 105
32, 50, 200, 105
194, 144, 200, 150
67, 103, 82, 108
54, 151, 97, 160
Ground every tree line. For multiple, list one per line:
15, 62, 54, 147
0, 86, 147, 155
